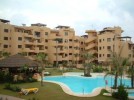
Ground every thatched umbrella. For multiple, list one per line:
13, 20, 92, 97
0, 54, 38, 73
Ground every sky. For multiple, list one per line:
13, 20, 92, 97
0, 0, 134, 40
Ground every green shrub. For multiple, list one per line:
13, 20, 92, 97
118, 85, 128, 100
4, 84, 21, 92
4, 73, 13, 83
28, 77, 37, 82
4, 83, 11, 90
112, 85, 128, 100
112, 92, 118, 98
93, 66, 103, 73
0, 72, 13, 83
0, 71, 5, 83
10, 86, 21, 92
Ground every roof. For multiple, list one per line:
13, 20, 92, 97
117, 36, 132, 38
56, 25, 70, 29
0, 19, 10, 23
0, 54, 38, 68
31, 23, 47, 27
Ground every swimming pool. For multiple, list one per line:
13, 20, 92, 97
44, 75, 131, 95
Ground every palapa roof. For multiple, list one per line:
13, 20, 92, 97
0, 54, 38, 68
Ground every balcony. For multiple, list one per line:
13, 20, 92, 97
58, 48, 65, 53
57, 42, 64, 46
34, 35, 41, 39
85, 37, 97, 43
85, 43, 97, 50
24, 33, 33, 38
24, 48, 35, 52
36, 42, 44, 46
90, 50, 98, 54
24, 40, 33, 45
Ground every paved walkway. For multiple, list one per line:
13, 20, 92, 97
0, 94, 24, 100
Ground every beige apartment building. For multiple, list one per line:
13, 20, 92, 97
0, 18, 134, 67
0, 19, 85, 67
85, 26, 134, 64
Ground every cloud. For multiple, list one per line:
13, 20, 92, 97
0, 0, 134, 40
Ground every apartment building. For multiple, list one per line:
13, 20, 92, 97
85, 26, 134, 64
0, 19, 85, 67
1, 18, 134, 67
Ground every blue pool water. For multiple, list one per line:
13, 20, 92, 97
44, 76, 131, 94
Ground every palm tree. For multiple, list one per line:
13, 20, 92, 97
83, 53, 94, 77
74, 53, 79, 67
108, 49, 129, 88
128, 65, 134, 88
35, 52, 47, 86
54, 38, 62, 68
62, 61, 68, 73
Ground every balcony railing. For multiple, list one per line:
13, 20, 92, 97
85, 43, 97, 50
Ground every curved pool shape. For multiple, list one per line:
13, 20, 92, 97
44, 75, 131, 96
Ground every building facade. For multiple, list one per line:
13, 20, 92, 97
85, 26, 134, 64
0, 19, 85, 67
0, 19, 134, 67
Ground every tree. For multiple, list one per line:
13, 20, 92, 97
83, 53, 94, 77
108, 49, 129, 89
0, 51, 10, 58
74, 53, 79, 67
128, 65, 134, 88
54, 38, 62, 68
35, 53, 47, 86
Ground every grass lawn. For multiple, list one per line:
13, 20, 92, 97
0, 82, 116, 100
0, 68, 116, 100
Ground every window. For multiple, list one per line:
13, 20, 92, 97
45, 32, 48, 35
18, 37, 22, 41
4, 29, 8, 33
65, 54, 68, 57
107, 38, 111, 42
69, 39, 72, 42
107, 46, 111, 50
99, 39, 101, 42
35, 31, 40, 37
99, 54, 101, 57
45, 46, 48, 49
103, 46, 104, 49
99, 47, 101, 50
129, 54, 131, 57
69, 46, 72, 48
4, 37, 8, 40
18, 45, 22, 48
45, 39, 48, 42
65, 32, 68, 36
69, 53, 72, 55
103, 54, 105, 56
107, 54, 111, 57
65, 39, 68, 43
64, 46, 68, 49
3, 45, 8, 48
